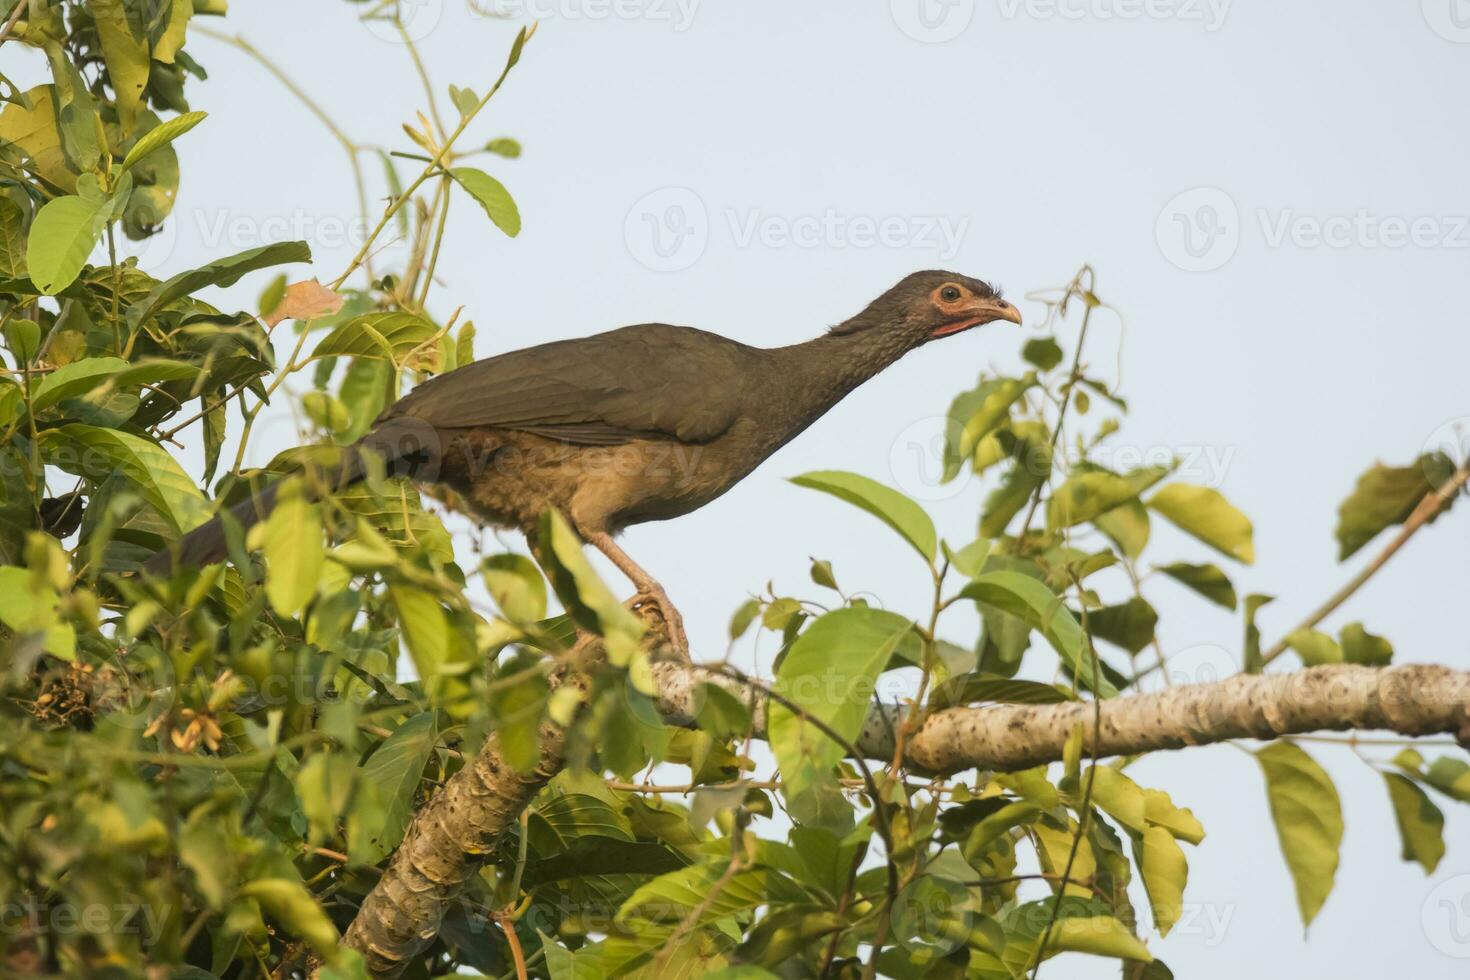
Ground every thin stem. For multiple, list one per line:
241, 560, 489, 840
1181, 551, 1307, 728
0, 0, 27, 46
327, 24, 535, 293
106, 223, 123, 354
195, 25, 376, 282
1258, 459, 1470, 667
415, 176, 452, 312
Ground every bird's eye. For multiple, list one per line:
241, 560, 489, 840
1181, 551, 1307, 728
940, 285, 962, 302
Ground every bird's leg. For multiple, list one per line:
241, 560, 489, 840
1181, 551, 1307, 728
585, 531, 689, 660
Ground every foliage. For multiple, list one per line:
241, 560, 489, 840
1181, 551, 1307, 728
0, 4, 1465, 979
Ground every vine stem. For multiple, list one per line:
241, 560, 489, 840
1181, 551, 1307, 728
0, 0, 27, 46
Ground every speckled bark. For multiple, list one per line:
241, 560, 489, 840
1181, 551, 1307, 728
338, 660, 1469, 976
651, 662, 1470, 774
337, 718, 565, 976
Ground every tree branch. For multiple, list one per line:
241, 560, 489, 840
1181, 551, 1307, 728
652, 661, 1470, 773
336, 657, 1470, 976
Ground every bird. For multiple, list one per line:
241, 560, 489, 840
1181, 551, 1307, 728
143, 270, 1021, 654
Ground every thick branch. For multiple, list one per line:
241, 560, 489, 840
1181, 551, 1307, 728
651, 661, 1470, 773
339, 659, 1470, 976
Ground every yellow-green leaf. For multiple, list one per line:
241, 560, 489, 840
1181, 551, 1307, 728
449, 167, 521, 237
791, 470, 936, 563
88, 0, 151, 131
1256, 742, 1342, 927
39, 424, 208, 532
1137, 825, 1188, 936
26, 195, 105, 295
119, 110, 206, 173
1148, 483, 1254, 564
1383, 772, 1444, 874
263, 487, 323, 616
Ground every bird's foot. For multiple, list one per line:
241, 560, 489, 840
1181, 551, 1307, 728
630, 587, 690, 662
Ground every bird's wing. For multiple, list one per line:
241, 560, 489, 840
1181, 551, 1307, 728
381, 323, 759, 444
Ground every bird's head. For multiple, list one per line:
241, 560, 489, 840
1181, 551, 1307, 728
831, 270, 1022, 345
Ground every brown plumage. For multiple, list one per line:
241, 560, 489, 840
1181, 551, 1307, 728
145, 270, 1020, 652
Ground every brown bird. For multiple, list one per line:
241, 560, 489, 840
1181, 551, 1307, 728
145, 271, 1020, 653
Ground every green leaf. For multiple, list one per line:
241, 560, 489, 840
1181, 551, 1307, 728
1022, 336, 1064, 371
263, 486, 323, 616
1334, 455, 1455, 560
1045, 915, 1153, 962
482, 553, 547, 623
0, 197, 27, 279
536, 509, 645, 665
1147, 483, 1255, 564
350, 711, 436, 866
961, 571, 1117, 697
538, 931, 603, 980
39, 424, 208, 533
311, 311, 438, 362
1084, 766, 1147, 833
1339, 622, 1393, 666
1142, 788, 1205, 845
1087, 597, 1158, 656
1383, 772, 1444, 874
519, 836, 688, 887
1047, 465, 1171, 531
929, 673, 1073, 709
1256, 743, 1342, 927
728, 598, 761, 640
1242, 593, 1274, 674
294, 752, 355, 845
449, 167, 521, 237
130, 241, 312, 329
88, 0, 151, 130
790, 470, 936, 563
388, 583, 450, 683
981, 423, 1052, 536
943, 376, 1034, 481
485, 136, 522, 158
1284, 628, 1341, 666
29, 356, 128, 412
1155, 562, 1237, 610
1423, 757, 1470, 803
239, 879, 339, 959
616, 861, 769, 925
27, 194, 106, 295
1136, 825, 1188, 936
120, 110, 206, 172
1095, 498, 1150, 560
769, 608, 911, 813
0, 566, 75, 660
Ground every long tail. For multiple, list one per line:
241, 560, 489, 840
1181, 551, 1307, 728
141, 417, 438, 577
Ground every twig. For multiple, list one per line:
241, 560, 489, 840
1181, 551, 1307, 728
1258, 459, 1470, 667
0, 0, 27, 46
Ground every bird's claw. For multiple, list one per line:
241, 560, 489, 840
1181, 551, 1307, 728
630, 590, 690, 662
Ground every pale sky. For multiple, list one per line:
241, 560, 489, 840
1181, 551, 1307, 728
14, 1, 1470, 975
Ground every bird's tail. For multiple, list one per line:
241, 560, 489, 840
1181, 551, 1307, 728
141, 417, 438, 577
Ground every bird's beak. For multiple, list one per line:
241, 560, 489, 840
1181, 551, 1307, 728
931, 298, 1023, 337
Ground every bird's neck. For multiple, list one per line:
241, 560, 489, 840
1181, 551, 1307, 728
773, 320, 919, 419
